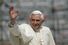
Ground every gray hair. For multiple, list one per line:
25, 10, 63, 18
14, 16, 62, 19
30, 10, 44, 20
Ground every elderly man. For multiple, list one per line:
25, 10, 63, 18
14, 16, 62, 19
8, 9, 55, 45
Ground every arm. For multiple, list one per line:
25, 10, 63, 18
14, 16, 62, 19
8, 8, 32, 44
48, 29, 55, 45
8, 23, 21, 37
18, 24, 33, 44
8, 7, 21, 37
8, 23, 33, 44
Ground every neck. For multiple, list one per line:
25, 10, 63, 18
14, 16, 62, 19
32, 26, 41, 32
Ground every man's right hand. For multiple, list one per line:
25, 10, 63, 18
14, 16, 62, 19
9, 8, 18, 25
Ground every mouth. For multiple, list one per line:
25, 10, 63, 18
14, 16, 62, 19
32, 25, 40, 29
32, 25, 41, 32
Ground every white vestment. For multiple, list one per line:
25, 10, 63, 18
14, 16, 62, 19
8, 23, 55, 45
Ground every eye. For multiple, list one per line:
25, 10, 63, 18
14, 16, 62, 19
36, 20, 40, 21
31, 19, 35, 21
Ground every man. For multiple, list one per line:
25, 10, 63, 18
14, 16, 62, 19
8, 9, 55, 45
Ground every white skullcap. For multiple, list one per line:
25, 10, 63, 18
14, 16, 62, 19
31, 10, 43, 15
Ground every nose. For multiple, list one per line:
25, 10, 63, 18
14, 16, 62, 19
34, 20, 38, 25
34, 20, 37, 24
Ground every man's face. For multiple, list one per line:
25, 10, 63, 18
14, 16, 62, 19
30, 15, 43, 30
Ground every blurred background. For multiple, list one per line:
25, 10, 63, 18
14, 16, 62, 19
0, 0, 68, 45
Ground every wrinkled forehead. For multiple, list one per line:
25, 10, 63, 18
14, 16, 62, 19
29, 14, 44, 21
31, 14, 42, 18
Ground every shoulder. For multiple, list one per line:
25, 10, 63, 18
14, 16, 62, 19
41, 26, 51, 33
42, 26, 50, 30
19, 23, 29, 26
42, 26, 50, 31
18, 23, 30, 29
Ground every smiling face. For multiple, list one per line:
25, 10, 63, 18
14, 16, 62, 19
29, 14, 44, 30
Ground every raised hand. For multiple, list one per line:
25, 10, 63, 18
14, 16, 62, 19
9, 7, 18, 25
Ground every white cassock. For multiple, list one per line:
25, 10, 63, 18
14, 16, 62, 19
8, 23, 55, 45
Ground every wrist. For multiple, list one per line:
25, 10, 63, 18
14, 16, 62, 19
10, 18, 16, 25
8, 22, 14, 27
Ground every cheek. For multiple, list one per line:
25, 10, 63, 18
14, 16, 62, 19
30, 21, 34, 25
31, 22, 35, 25
38, 21, 42, 25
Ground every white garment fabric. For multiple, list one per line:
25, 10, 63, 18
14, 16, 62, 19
8, 23, 55, 45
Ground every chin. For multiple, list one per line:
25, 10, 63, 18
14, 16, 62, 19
34, 26, 39, 29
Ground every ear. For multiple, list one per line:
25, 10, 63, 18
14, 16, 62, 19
26, 15, 31, 23
44, 14, 47, 21
42, 15, 47, 21
28, 15, 31, 21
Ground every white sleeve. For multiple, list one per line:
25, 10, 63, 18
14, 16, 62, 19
8, 23, 33, 44
48, 29, 55, 45
8, 24, 21, 37
18, 24, 33, 44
